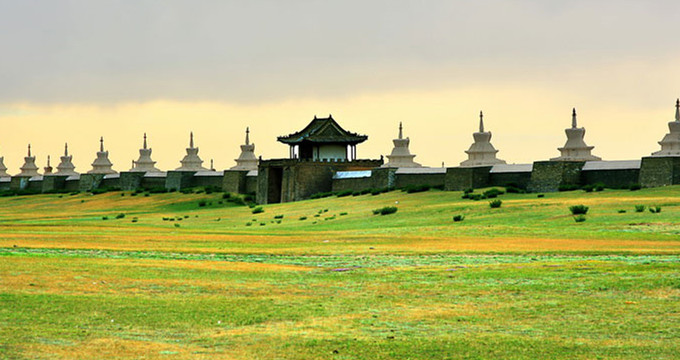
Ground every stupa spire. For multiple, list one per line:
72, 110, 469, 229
460, 111, 506, 167
18, 143, 40, 177
44, 155, 53, 175
651, 98, 680, 156
479, 111, 484, 132
231, 127, 259, 171
88, 137, 116, 174
551, 108, 601, 161
381, 122, 422, 168
56, 142, 78, 176
130, 133, 161, 173
176, 132, 207, 171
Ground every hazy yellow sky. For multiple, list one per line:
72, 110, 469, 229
1, 1, 679, 173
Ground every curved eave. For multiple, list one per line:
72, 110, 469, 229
277, 136, 368, 145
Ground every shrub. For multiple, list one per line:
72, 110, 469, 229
147, 187, 168, 194
336, 190, 353, 197
594, 183, 605, 192
299, 216, 307, 221
131, 217, 138, 223
505, 186, 524, 194
634, 205, 646, 213
617, 209, 627, 214
582, 184, 595, 193
174, 223, 180, 228
463, 188, 474, 194
483, 188, 504, 198
339, 212, 348, 216
403, 184, 431, 194
629, 183, 642, 191
649, 206, 662, 214
115, 213, 125, 219
274, 214, 284, 219
569, 205, 589, 215
310, 191, 334, 199
573, 215, 587, 223
537, 194, 545, 198
489, 199, 502, 208
90, 188, 108, 195
453, 214, 465, 222
470, 194, 483, 201
198, 200, 207, 207
252, 206, 264, 214
102, 216, 108, 220
245, 222, 252, 226
558, 184, 580, 192
373, 206, 398, 215
222, 193, 232, 199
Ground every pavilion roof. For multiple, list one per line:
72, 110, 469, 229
277, 115, 368, 145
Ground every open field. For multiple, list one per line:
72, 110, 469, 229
1, 187, 679, 358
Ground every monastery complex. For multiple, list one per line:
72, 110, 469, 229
1, 99, 680, 204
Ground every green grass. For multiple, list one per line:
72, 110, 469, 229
0, 187, 679, 358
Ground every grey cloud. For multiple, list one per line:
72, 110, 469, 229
1, 0, 678, 104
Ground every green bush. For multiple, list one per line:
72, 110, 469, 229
537, 194, 545, 198
573, 215, 587, 223
403, 184, 431, 194
452, 215, 465, 222
489, 199, 502, 208
558, 184, 580, 192
299, 216, 307, 221
463, 188, 474, 194
174, 223, 180, 228
252, 206, 264, 214
617, 209, 627, 214
339, 212, 348, 216
569, 205, 589, 215
274, 214, 284, 219
310, 191, 334, 199
634, 205, 646, 213
245, 222, 252, 226
115, 213, 125, 219
649, 206, 662, 214
483, 188, 504, 198
629, 183, 642, 191
582, 184, 595, 193
198, 200, 207, 207
373, 206, 398, 215
336, 190, 353, 197
101, 216, 108, 220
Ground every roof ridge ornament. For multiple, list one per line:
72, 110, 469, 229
572, 108, 577, 128
143, 133, 148, 150
64, 143, 69, 156
398, 122, 403, 140
28, 144, 31, 157
190, 132, 194, 148
245, 127, 250, 145
675, 98, 679, 122
100, 137, 104, 152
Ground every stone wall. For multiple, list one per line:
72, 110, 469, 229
10, 177, 31, 191
528, 161, 585, 192
445, 166, 492, 191
193, 174, 223, 189
582, 169, 640, 188
120, 172, 145, 191
223, 170, 248, 194
141, 176, 167, 190
394, 173, 445, 189
41, 175, 68, 193
489, 171, 532, 189
165, 171, 196, 191
245, 175, 258, 194
639, 156, 680, 187
78, 174, 105, 191
332, 176, 373, 193
258, 159, 383, 204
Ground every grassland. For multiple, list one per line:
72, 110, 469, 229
1, 187, 679, 359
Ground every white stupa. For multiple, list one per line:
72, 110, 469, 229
0, 151, 8, 177
176, 132, 208, 171
55, 143, 78, 176
18, 144, 40, 177
88, 137, 117, 174
460, 111, 506, 167
651, 99, 680, 156
381, 122, 422, 168
43, 156, 53, 175
130, 133, 162, 172
231, 127, 259, 171
550, 108, 601, 161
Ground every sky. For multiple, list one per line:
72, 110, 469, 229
1, 0, 679, 173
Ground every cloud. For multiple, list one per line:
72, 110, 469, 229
1, 0, 679, 104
